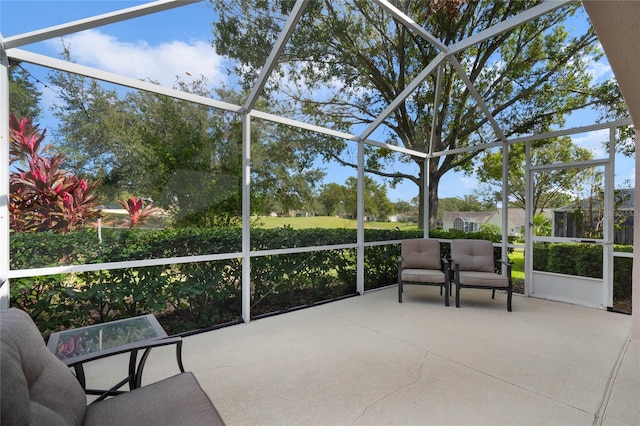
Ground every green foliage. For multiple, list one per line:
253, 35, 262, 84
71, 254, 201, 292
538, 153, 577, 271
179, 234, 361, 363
211, 0, 619, 228
9, 114, 101, 233
11, 227, 513, 336
437, 195, 487, 219
343, 176, 393, 220
613, 245, 633, 302
532, 242, 631, 309
475, 138, 593, 213
9, 65, 41, 119
532, 213, 552, 237
533, 243, 606, 279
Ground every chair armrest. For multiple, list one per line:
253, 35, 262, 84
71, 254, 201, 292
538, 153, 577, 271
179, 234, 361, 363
441, 257, 450, 271
498, 259, 513, 274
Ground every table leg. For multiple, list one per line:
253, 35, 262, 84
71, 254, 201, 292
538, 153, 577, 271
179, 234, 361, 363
74, 364, 86, 389
176, 339, 185, 373
128, 349, 139, 390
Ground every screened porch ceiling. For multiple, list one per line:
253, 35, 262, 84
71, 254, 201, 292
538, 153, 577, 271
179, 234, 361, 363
2, 0, 631, 160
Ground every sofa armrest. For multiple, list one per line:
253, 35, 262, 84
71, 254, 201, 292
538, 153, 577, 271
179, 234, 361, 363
83, 372, 225, 426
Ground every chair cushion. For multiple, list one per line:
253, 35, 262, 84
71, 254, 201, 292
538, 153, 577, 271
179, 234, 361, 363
83, 372, 224, 426
458, 271, 509, 287
402, 268, 446, 283
0, 308, 87, 426
401, 239, 441, 270
451, 239, 494, 272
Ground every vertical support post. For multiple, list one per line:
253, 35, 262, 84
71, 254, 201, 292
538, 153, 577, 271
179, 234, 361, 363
0, 46, 10, 310
603, 126, 615, 308
632, 126, 640, 340
356, 139, 364, 295
501, 140, 509, 269
241, 112, 251, 323
423, 158, 429, 237
524, 141, 532, 297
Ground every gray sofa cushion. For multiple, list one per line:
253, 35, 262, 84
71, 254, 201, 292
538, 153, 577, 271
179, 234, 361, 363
451, 239, 494, 272
401, 239, 442, 270
1, 308, 226, 426
1, 308, 87, 425
457, 270, 509, 287
83, 372, 224, 426
401, 268, 446, 283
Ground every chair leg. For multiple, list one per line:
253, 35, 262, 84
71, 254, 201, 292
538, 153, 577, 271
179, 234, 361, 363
492, 289, 495, 299
455, 282, 461, 308
444, 283, 449, 306
398, 281, 403, 303
507, 287, 512, 312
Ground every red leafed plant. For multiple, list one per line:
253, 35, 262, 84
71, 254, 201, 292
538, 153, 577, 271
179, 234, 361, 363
9, 113, 101, 233
118, 196, 156, 229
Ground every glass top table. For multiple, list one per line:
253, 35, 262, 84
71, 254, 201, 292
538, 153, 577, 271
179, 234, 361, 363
47, 314, 167, 364
46, 314, 184, 400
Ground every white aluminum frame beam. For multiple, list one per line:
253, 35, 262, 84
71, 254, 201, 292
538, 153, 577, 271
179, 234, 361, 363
7, 49, 429, 160
243, 0, 309, 112
429, 64, 444, 156
358, 52, 447, 141
449, 57, 507, 142
0, 47, 9, 310
8, 48, 242, 113
373, 0, 447, 52
448, 0, 573, 55
429, 118, 634, 158
242, 113, 252, 323
3, 0, 202, 50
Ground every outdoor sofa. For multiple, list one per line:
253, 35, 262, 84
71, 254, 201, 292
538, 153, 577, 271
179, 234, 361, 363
0, 308, 225, 426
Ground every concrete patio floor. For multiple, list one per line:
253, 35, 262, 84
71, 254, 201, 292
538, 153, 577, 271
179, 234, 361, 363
84, 286, 638, 425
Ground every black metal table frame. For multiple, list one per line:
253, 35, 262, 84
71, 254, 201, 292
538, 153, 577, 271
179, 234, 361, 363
47, 315, 184, 402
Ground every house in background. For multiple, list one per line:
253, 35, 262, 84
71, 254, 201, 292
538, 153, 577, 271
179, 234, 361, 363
442, 208, 531, 236
553, 188, 634, 245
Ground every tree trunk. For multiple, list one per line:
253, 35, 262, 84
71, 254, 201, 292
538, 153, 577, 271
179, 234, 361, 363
416, 161, 440, 231
428, 173, 440, 231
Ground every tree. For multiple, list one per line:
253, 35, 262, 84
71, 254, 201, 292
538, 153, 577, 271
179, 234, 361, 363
49, 45, 244, 226
48, 45, 140, 201
49, 46, 325, 226
250, 124, 326, 217
9, 64, 41, 119
211, 0, 621, 228
475, 137, 593, 214
343, 176, 393, 221
532, 212, 552, 237
437, 195, 487, 219
317, 182, 347, 216
393, 199, 418, 222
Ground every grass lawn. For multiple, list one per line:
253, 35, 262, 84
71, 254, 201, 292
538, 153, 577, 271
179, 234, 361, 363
509, 248, 525, 280
252, 215, 419, 230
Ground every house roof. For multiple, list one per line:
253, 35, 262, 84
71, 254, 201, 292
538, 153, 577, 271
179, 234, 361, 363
554, 188, 635, 212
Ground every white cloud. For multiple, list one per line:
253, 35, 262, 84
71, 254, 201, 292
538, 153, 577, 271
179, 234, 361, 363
587, 60, 613, 82
48, 29, 226, 90
571, 129, 608, 157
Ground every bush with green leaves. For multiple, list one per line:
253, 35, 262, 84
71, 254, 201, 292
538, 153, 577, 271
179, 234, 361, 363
9, 227, 539, 336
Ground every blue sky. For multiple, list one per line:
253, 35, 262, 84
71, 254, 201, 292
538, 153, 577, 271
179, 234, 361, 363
1, 0, 635, 203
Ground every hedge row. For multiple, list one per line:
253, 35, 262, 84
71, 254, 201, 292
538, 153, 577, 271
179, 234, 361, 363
9, 227, 508, 336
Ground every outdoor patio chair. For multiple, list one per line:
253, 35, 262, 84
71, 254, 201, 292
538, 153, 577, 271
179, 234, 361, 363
0, 308, 225, 426
450, 239, 513, 311
398, 238, 450, 306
